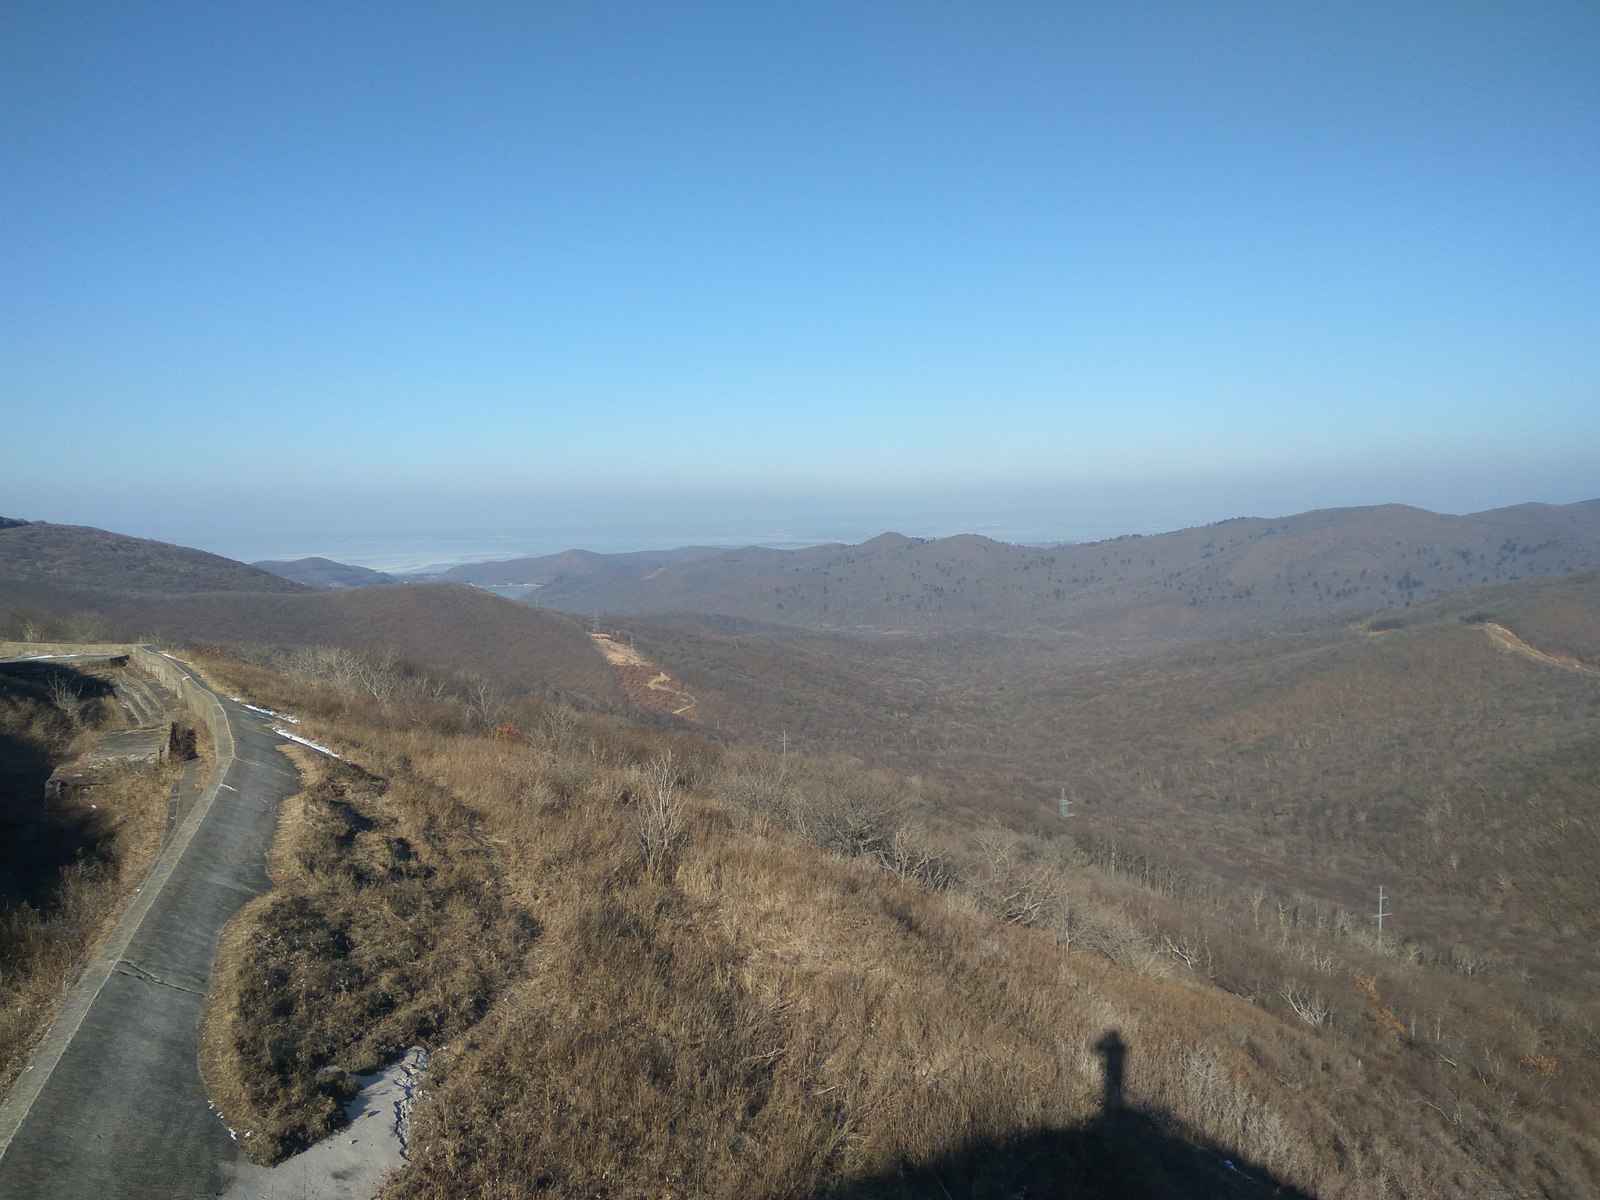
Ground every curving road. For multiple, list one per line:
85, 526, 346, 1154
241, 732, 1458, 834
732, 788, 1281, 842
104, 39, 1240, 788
0, 651, 302, 1199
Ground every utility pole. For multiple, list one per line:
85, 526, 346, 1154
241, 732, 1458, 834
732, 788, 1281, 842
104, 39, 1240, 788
1058, 786, 1073, 822
591, 611, 599, 633
1376, 885, 1391, 945
781, 730, 788, 756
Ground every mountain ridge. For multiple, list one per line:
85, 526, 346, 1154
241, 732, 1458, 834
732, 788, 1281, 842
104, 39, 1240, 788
0, 520, 307, 602
524, 499, 1600, 648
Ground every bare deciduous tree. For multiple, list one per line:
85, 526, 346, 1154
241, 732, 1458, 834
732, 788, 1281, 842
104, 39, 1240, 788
1280, 984, 1329, 1027
464, 675, 507, 732
636, 751, 686, 878
795, 779, 905, 860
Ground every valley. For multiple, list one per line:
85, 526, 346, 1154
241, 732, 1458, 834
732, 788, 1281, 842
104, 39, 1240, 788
1, 503, 1597, 1198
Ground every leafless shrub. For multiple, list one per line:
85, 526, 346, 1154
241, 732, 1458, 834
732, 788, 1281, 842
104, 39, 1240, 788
1247, 885, 1269, 931
635, 751, 686, 878
1161, 930, 1213, 975
792, 776, 905, 860
46, 673, 87, 724
1280, 984, 1329, 1027
538, 704, 580, 748
1080, 908, 1168, 976
463, 674, 507, 732
350, 646, 403, 702
878, 823, 960, 891
1054, 896, 1084, 954
972, 826, 1061, 928
1294, 943, 1342, 974
65, 610, 109, 642
276, 645, 410, 706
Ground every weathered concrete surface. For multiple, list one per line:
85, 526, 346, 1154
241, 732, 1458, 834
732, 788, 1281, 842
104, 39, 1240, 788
0, 649, 302, 1199
82, 725, 171, 768
222, 1049, 428, 1200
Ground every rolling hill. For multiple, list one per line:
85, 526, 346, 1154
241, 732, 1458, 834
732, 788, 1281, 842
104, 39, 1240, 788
0, 519, 306, 606
528, 500, 1600, 650
433, 544, 730, 586
251, 557, 399, 590
186, 579, 1600, 1198
99, 586, 624, 706
5, 510, 1599, 1195
624, 569, 1600, 987
0, 521, 622, 706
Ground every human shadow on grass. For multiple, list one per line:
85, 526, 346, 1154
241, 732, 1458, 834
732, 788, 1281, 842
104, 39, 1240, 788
815, 1030, 1316, 1200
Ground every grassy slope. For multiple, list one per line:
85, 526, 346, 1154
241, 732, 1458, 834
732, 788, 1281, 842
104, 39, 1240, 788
629, 574, 1600, 1079
639, 573, 1599, 874
193, 653, 1599, 1198
71, 585, 627, 706
6, 517, 1598, 1191
0, 521, 629, 704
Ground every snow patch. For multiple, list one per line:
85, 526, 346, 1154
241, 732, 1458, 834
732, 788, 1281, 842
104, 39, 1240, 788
273, 727, 344, 760
236, 700, 299, 723
220, 1048, 428, 1200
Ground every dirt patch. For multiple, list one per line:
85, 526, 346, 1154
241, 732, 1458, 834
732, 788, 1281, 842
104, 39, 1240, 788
588, 632, 698, 721
1480, 621, 1600, 676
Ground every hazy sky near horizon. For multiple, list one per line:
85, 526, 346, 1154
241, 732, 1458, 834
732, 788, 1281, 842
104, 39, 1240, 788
5, 2, 1597, 557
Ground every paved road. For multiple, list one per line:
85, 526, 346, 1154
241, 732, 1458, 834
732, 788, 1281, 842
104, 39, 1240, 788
0, 658, 301, 1199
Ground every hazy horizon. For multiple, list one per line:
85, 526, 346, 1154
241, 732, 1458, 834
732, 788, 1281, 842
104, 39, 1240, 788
11, 482, 1597, 576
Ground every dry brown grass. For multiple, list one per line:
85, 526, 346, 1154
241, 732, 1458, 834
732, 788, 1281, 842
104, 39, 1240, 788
188, 647, 1600, 1198
199, 741, 536, 1163
0, 662, 181, 1100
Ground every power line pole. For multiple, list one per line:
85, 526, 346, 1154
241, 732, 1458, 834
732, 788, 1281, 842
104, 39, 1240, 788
1058, 786, 1073, 822
1376, 885, 1391, 945
781, 730, 788, 756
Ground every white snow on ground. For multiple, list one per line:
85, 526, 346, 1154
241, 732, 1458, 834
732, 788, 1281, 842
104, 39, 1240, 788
272, 727, 344, 760
235, 700, 300, 723
221, 1048, 428, 1200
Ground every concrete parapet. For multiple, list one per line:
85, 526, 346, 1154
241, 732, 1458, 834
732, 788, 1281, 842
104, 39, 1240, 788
0, 641, 232, 767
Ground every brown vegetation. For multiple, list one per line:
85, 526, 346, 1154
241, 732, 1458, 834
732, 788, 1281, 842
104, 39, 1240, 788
0, 584, 628, 708
529, 500, 1600, 643
199, 742, 533, 1163
6, 513, 1598, 1193
0, 520, 304, 604
589, 631, 699, 719
0, 659, 187, 1099
192, 646, 1600, 1197
635, 573, 1600, 974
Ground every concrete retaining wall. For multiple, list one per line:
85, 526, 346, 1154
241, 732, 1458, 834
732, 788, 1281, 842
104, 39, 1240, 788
0, 642, 233, 764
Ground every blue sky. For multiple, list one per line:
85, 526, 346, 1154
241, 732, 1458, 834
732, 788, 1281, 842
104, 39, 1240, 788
4, 2, 1597, 562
